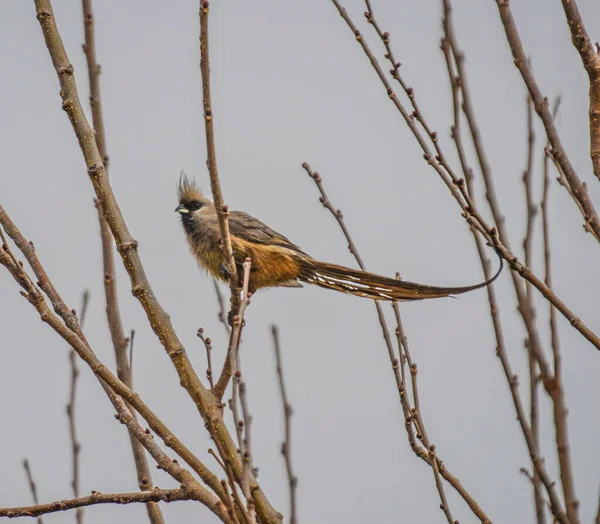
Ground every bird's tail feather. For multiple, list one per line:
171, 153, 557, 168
297, 255, 502, 302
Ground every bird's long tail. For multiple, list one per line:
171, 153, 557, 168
296, 252, 503, 302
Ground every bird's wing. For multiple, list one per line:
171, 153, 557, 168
228, 211, 308, 255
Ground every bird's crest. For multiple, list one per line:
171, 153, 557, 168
178, 172, 204, 203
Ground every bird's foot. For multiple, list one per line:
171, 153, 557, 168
220, 262, 236, 279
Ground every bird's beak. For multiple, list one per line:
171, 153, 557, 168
175, 204, 189, 214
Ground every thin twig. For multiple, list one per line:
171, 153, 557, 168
66, 290, 90, 524
494, 0, 600, 242
22, 460, 44, 524
221, 479, 242, 524
198, 0, 238, 315
0, 258, 232, 523
522, 93, 546, 524
197, 328, 215, 390
214, 261, 252, 400
228, 260, 253, 497
330, 0, 600, 352
441, 6, 569, 522
302, 163, 490, 522
0, 209, 228, 507
80, 2, 165, 521
33, 3, 278, 519
542, 100, 579, 524
0, 488, 191, 519
272, 326, 297, 524
446, 3, 557, 392
239, 380, 256, 479
392, 303, 455, 523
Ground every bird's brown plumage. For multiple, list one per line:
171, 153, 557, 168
176, 176, 502, 300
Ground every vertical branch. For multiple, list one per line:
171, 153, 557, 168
558, 0, 600, 182
542, 100, 579, 524
239, 379, 255, 480
271, 326, 297, 524
228, 260, 253, 498
197, 328, 215, 390
80, 3, 165, 522
32, 4, 280, 518
391, 304, 456, 524
494, 0, 600, 242
441, 4, 569, 523
66, 290, 90, 524
198, 1, 238, 311
214, 261, 252, 400
302, 162, 491, 523
522, 95, 546, 524
22, 460, 44, 524
331, 0, 600, 351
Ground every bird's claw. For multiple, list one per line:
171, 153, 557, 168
220, 262, 235, 279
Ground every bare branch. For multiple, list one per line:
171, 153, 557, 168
542, 104, 579, 524
271, 326, 297, 524
521, 94, 546, 524
0, 488, 191, 519
330, 0, 600, 352
81, 2, 165, 518
0, 207, 227, 506
66, 290, 90, 524
558, 0, 600, 181
197, 328, 215, 390
239, 379, 256, 480
494, 0, 600, 242
198, 1, 238, 313
302, 162, 490, 522
0, 253, 231, 523
228, 260, 254, 497
32, 3, 279, 520
441, 5, 570, 522
391, 302, 456, 523
214, 261, 252, 399
22, 460, 44, 524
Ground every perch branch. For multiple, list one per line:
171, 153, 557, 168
199, 0, 239, 314
32, 3, 280, 520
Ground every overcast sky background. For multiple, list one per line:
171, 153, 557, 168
1, 1, 600, 523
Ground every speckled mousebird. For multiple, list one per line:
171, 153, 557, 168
175, 176, 502, 301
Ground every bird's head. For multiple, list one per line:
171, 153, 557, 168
175, 173, 214, 230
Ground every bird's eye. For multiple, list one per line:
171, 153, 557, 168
190, 201, 203, 211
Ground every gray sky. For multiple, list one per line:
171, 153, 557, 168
1, 1, 600, 522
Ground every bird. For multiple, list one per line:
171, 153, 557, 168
175, 176, 502, 302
